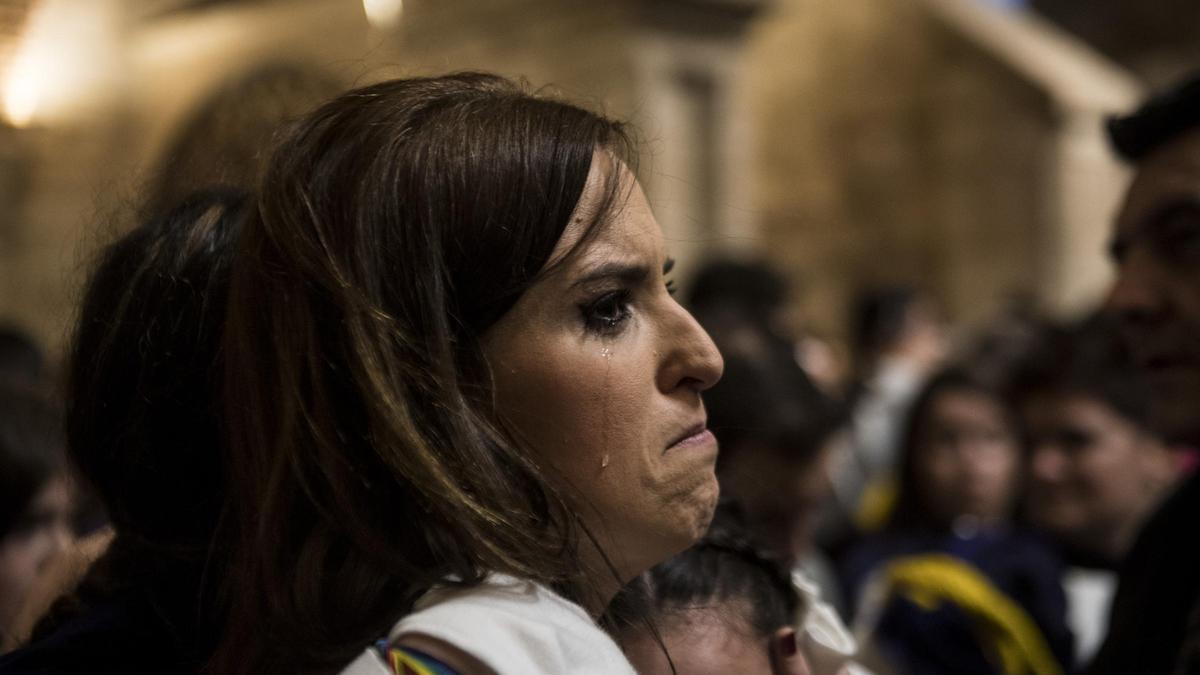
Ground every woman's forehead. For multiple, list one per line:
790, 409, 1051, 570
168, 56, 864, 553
548, 160, 663, 275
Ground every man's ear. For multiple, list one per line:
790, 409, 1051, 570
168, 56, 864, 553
769, 626, 812, 675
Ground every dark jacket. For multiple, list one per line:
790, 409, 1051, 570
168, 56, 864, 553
1084, 472, 1200, 675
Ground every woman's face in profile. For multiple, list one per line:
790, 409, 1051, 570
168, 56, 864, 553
482, 159, 724, 581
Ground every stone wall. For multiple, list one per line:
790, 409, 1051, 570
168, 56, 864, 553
743, 0, 1132, 347
0, 0, 1147, 365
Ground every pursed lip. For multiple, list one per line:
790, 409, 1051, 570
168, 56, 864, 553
666, 421, 710, 450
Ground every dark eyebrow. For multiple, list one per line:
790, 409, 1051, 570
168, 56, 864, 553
571, 262, 651, 290
663, 257, 676, 275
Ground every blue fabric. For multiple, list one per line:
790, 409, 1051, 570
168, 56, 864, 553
375, 641, 462, 675
842, 527, 1075, 674
0, 590, 202, 675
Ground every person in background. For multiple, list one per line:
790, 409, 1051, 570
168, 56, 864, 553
703, 342, 846, 608
0, 189, 247, 673
609, 505, 818, 675
1012, 315, 1179, 663
841, 368, 1073, 675
687, 258, 844, 395
834, 286, 947, 537
0, 328, 45, 393
700, 341, 862, 673
0, 388, 72, 652
684, 260, 864, 670
1089, 70, 1200, 675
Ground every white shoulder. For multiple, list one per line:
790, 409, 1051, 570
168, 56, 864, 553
386, 575, 636, 675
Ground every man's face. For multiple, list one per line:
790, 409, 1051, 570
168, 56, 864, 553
1107, 129, 1200, 444
1022, 393, 1174, 560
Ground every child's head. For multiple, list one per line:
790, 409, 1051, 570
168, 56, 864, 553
610, 506, 812, 675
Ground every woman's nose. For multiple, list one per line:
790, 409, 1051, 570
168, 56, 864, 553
657, 304, 723, 394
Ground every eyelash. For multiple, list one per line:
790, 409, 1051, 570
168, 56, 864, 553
579, 275, 677, 337
581, 290, 633, 336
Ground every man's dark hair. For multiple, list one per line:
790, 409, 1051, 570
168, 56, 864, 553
1109, 71, 1200, 161
1010, 314, 1154, 433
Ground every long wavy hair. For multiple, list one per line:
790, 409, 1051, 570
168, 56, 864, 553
213, 73, 634, 673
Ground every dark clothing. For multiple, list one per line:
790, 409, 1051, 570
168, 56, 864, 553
0, 591, 199, 674
842, 527, 1075, 675
1084, 472, 1200, 675
0, 556, 210, 675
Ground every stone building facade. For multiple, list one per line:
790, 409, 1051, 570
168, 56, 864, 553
0, 0, 1156, 365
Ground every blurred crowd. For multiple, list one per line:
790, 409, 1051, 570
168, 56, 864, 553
0, 66, 1197, 675
617, 262, 1181, 674
608, 71, 1200, 675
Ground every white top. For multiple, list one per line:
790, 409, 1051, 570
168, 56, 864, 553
792, 569, 874, 675
1063, 566, 1117, 664
339, 574, 637, 675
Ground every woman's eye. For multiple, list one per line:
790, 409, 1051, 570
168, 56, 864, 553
665, 278, 677, 297
581, 290, 632, 336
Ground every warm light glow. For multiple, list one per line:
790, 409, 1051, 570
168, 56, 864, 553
3, 53, 38, 128
363, 0, 403, 28
2, 1, 47, 127
1, 0, 120, 127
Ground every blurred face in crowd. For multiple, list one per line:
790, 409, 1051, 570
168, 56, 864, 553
915, 388, 1020, 527
0, 475, 72, 637
622, 608, 813, 675
1022, 392, 1174, 561
484, 160, 724, 586
893, 300, 948, 374
719, 439, 837, 567
1107, 129, 1200, 444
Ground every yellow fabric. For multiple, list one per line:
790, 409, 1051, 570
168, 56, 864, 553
882, 554, 1063, 675
388, 649, 438, 675
854, 475, 897, 532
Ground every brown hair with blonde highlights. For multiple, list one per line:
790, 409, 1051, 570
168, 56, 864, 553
213, 73, 633, 673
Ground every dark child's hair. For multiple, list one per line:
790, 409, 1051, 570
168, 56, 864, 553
608, 503, 803, 639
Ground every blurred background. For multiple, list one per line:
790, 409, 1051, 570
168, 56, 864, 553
0, 0, 1197, 370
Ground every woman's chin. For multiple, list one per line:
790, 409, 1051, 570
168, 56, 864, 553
669, 474, 721, 553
